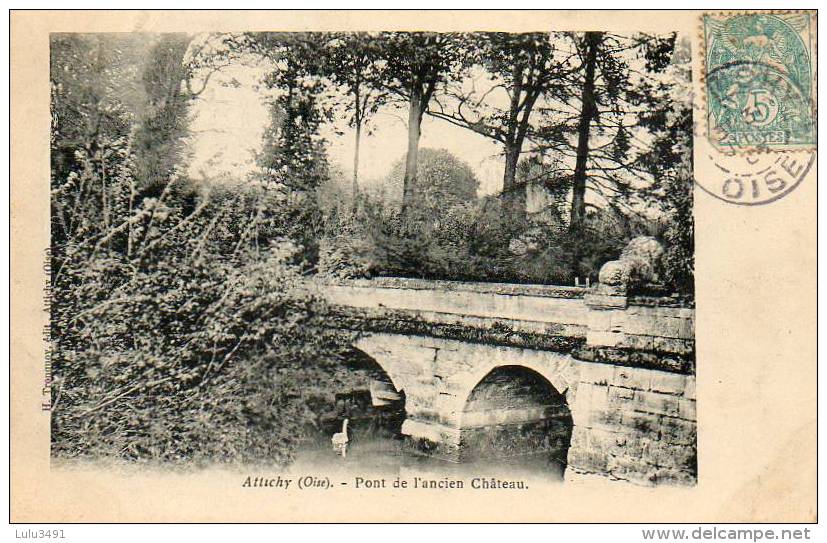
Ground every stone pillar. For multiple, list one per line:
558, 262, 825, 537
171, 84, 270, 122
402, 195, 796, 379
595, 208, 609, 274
584, 292, 628, 348
401, 419, 463, 461
566, 237, 697, 486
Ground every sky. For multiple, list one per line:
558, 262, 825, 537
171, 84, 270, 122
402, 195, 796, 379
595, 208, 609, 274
184, 33, 691, 207
185, 60, 506, 195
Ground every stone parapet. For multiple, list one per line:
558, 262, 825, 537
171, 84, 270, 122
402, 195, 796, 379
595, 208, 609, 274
322, 281, 589, 327
584, 293, 695, 360
327, 276, 587, 299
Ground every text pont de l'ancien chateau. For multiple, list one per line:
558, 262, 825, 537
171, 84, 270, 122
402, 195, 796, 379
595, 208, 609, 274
242, 475, 528, 490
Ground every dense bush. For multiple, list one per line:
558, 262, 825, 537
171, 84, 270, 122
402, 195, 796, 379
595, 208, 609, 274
382, 148, 480, 214
317, 188, 656, 286
51, 134, 364, 464
49, 34, 358, 465
316, 148, 669, 287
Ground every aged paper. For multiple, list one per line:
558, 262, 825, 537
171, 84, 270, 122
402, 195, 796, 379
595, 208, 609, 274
10, 10, 817, 522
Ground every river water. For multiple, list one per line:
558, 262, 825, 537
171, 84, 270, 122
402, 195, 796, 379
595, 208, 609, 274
290, 409, 568, 485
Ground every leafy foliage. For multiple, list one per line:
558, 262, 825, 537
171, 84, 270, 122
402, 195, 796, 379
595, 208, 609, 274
50, 34, 355, 465
320, 186, 652, 286
638, 36, 694, 294
531, 32, 683, 274
428, 32, 571, 213
383, 148, 479, 215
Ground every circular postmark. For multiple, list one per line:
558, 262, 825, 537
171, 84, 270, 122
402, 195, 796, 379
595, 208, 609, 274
706, 60, 813, 152
696, 148, 814, 205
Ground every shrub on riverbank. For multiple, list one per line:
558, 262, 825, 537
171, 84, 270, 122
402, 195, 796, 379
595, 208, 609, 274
50, 134, 356, 467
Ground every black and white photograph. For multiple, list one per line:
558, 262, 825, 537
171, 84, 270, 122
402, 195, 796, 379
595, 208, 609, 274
47, 28, 696, 487
10, 8, 817, 525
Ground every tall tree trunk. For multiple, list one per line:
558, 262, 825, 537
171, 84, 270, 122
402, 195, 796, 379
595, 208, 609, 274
401, 83, 424, 219
351, 84, 362, 208
570, 32, 601, 277
502, 142, 525, 220
501, 63, 524, 219
501, 63, 541, 221
502, 143, 520, 190
352, 119, 361, 204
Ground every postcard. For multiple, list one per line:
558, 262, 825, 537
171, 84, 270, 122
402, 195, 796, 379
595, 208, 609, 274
10, 9, 817, 522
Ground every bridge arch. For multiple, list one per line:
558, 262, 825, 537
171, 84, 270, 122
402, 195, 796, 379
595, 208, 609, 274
457, 365, 574, 470
319, 345, 408, 443
351, 336, 410, 396
453, 354, 579, 423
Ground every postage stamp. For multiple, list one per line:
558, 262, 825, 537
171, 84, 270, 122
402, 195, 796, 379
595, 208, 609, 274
703, 12, 816, 152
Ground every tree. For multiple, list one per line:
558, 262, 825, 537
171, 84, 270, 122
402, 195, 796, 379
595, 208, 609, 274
638, 36, 694, 294
384, 148, 479, 218
50, 33, 207, 251
49, 33, 356, 465
50, 34, 136, 245
533, 32, 679, 276
325, 33, 389, 200
241, 32, 335, 263
49, 33, 162, 181
428, 33, 571, 218
378, 32, 466, 217
131, 33, 194, 195
568, 31, 601, 258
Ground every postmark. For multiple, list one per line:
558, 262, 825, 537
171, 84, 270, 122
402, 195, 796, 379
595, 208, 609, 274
703, 12, 816, 153
697, 149, 815, 205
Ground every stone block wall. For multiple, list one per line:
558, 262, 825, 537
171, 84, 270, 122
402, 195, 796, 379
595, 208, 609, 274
567, 361, 697, 486
571, 291, 696, 486
585, 293, 694, 356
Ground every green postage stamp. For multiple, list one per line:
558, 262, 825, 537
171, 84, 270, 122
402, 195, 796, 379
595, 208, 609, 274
704, 11, 816, 152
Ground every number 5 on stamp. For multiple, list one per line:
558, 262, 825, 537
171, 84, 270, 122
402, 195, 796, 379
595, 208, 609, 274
704, 12, 816, 152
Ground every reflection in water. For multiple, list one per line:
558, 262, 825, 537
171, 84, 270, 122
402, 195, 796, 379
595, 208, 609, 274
290, 395, 567, 484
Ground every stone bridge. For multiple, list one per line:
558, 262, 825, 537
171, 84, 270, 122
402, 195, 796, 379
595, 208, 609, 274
319, 274, 696, 487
